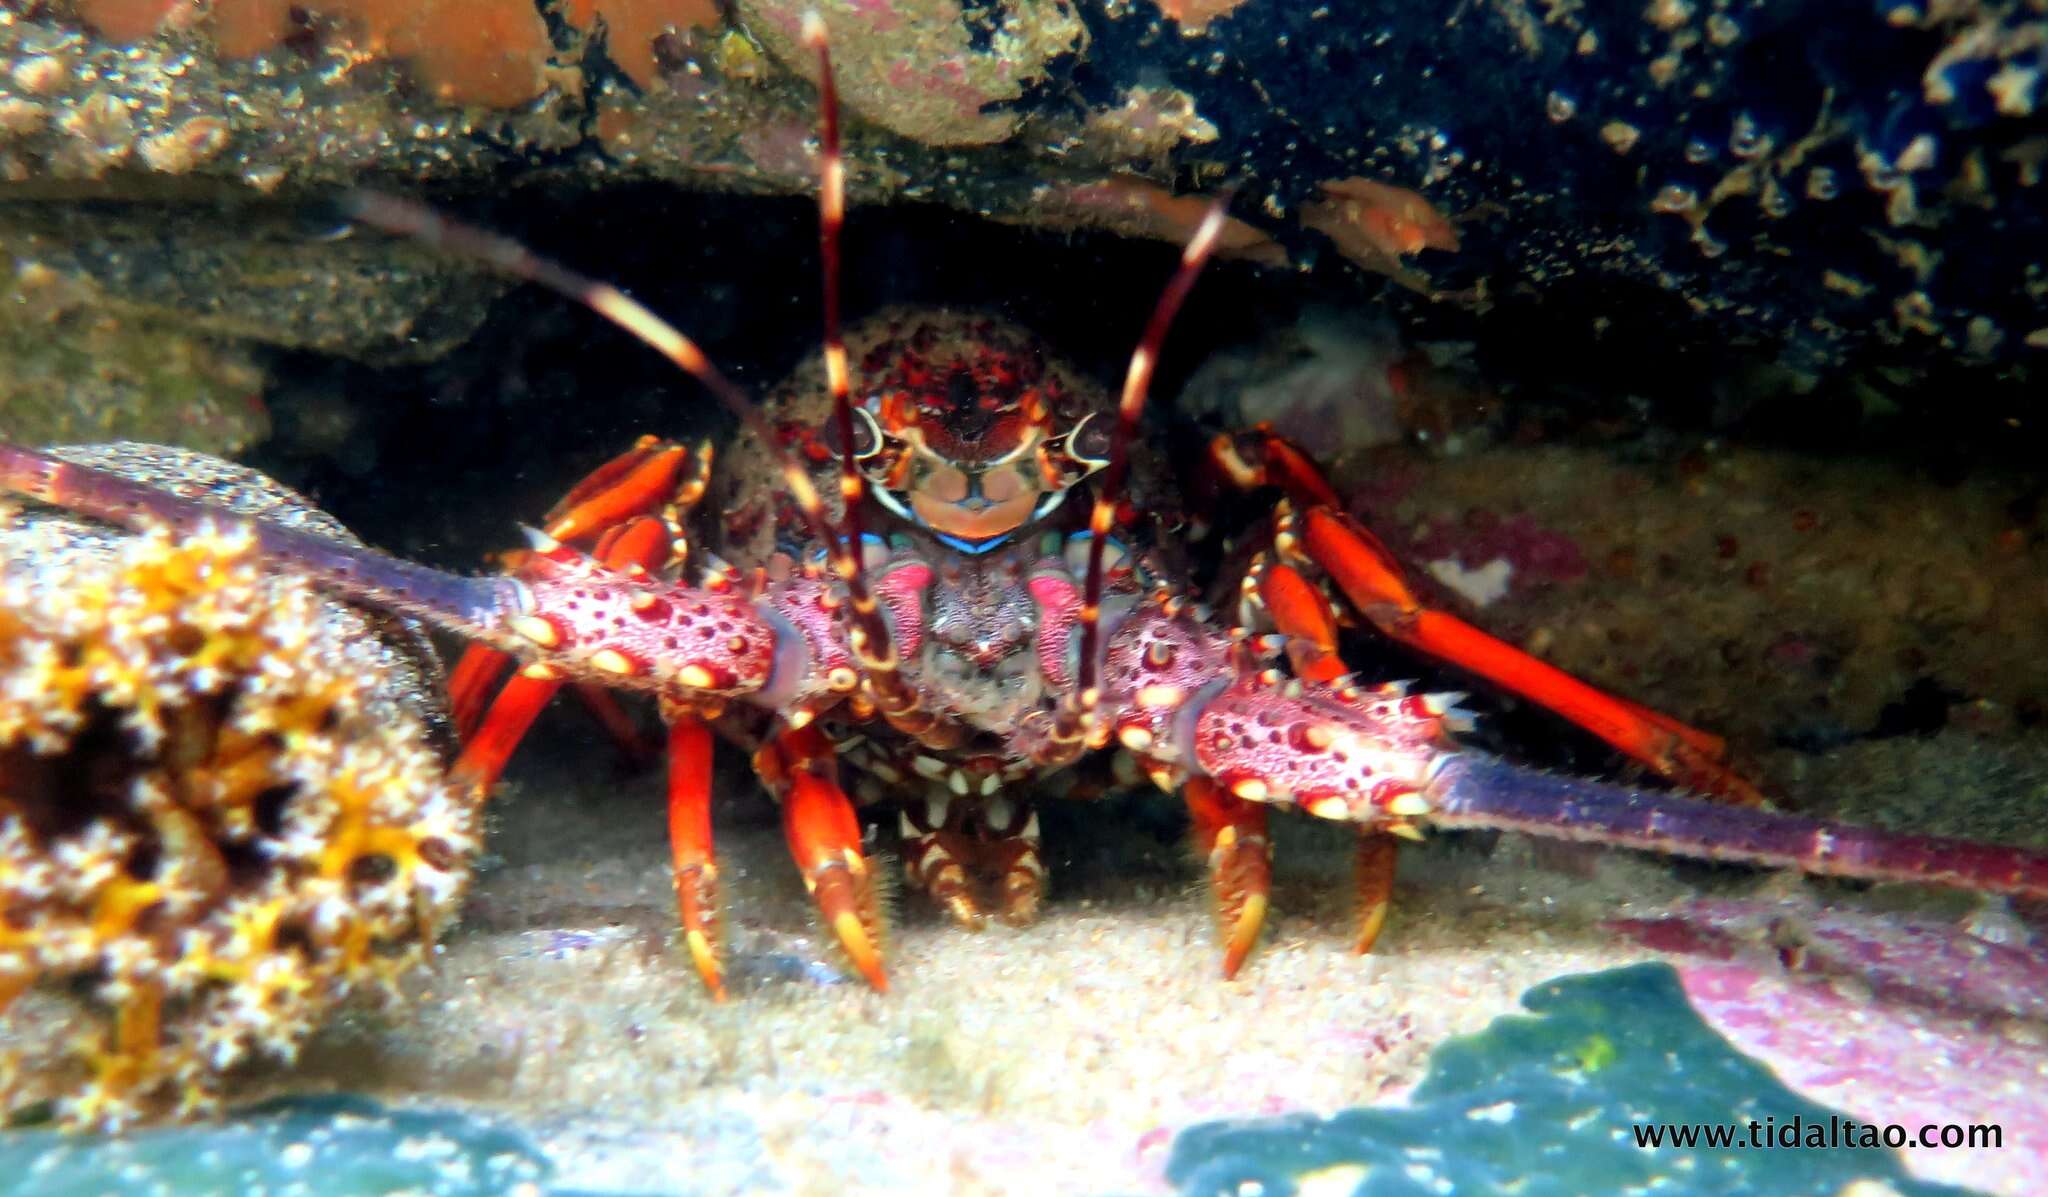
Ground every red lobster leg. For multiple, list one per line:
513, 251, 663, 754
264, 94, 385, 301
1239, 553, 1402, 965
1271, 462, 1764, 806
1182, 778, 1271, 978
1298, 502, 1761, 804
448, 666, 561, 797
755, 726, 889, 992
449, 438, 706, 786
1209, 424, 1761, 806
664, 713, 727, 1001
539, 436, 697, 543
447, 645, 513, 740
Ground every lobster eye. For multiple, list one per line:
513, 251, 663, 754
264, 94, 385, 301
1067, 412, 1112, 468
826, 405, 885, 459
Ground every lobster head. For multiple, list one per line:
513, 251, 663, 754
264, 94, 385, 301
846, 318, 1110, 552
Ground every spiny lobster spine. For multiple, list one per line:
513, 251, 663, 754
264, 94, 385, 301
1426, 755, 2048, 899
1092, 606, 1455, 819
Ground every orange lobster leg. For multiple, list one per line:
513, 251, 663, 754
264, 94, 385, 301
448, 666, 561, 797
1352, 831, 1398, 954
665, 714, 726, 1001
758, 727, 888, 991
541, 436, 693, 542
1297, 505, 1763, 807
447, 645, 515, 739
1255, 559, 1347, 685
1208, 425, 1344, 512
1183, 777, 1272, 978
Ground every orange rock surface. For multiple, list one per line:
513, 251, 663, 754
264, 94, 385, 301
1154, 0, 1253, 34
74, 0, 557, 108
562, 0, 721, 91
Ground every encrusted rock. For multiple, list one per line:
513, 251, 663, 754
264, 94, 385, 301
0, 444, 473, 1129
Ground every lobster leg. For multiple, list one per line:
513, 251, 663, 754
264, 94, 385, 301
1217, 423, 1761, 806
1182, 777, 1271, 978
447, 644, 513, 740
664, 712, 727, 1001
450, 438, 702, 767
1351, 831, 1398, 954
899, 791, 1045, 930
448, 666, 561, 797
1225, 551, 1405, 969
755, 725, 889, 991
1294, 502, 1761, 805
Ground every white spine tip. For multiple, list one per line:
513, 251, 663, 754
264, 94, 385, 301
801, 11, 827, 44
521, 525, 562, 553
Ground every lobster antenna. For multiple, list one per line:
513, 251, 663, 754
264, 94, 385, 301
338, 191, 843, 569
341, 25, 930, 731
804, 13, 861, 556
1068, 198, 1231, 733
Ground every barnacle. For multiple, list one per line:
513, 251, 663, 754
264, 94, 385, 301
0, 468, 476, 1130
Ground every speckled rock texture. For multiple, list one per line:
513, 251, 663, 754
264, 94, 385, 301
0, 444, 473, 1129
0, 0, 2038, 450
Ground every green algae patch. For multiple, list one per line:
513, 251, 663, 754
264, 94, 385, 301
0, 1095, 565, 1196
1166, 962, 1983, 1197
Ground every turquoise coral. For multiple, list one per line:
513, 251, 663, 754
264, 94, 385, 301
1166, 962, 1983, 1197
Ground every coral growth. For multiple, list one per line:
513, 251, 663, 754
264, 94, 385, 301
70, 0, 555, 107
0, 462, 475, 1129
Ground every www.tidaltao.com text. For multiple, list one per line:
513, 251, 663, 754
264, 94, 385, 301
1633, 1115, 2001, 1151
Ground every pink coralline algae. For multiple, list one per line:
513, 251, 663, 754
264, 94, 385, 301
1409, 508, 1597, 598
1610, 898, 2048, 1195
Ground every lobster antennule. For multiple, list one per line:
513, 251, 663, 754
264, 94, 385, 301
0, 443, 519, 635
805, 11, 856, 558
1060, 196, 1233, 750
1425, 754, 2048, 899
794, 14, 927, 734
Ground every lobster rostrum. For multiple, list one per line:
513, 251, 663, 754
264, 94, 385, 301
9, 17, 2048, 1003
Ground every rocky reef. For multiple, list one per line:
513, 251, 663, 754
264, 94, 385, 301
0, 0, 2038, 457
0, 445, 475, 1129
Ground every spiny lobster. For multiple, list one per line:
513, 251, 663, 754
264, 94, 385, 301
6, 17, 2046, 1003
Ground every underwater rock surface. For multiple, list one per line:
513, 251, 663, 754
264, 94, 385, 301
1165, 962, 1985, 1197
0, 0, 2037, 441
0, 1094, 559, 1196
0, 444, 474, 1129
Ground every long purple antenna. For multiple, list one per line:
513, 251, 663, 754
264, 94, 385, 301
1428, 754, 2048, 898
0, 444, 518, 636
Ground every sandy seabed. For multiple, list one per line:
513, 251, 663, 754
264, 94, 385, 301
257, 731, 2048, 1197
